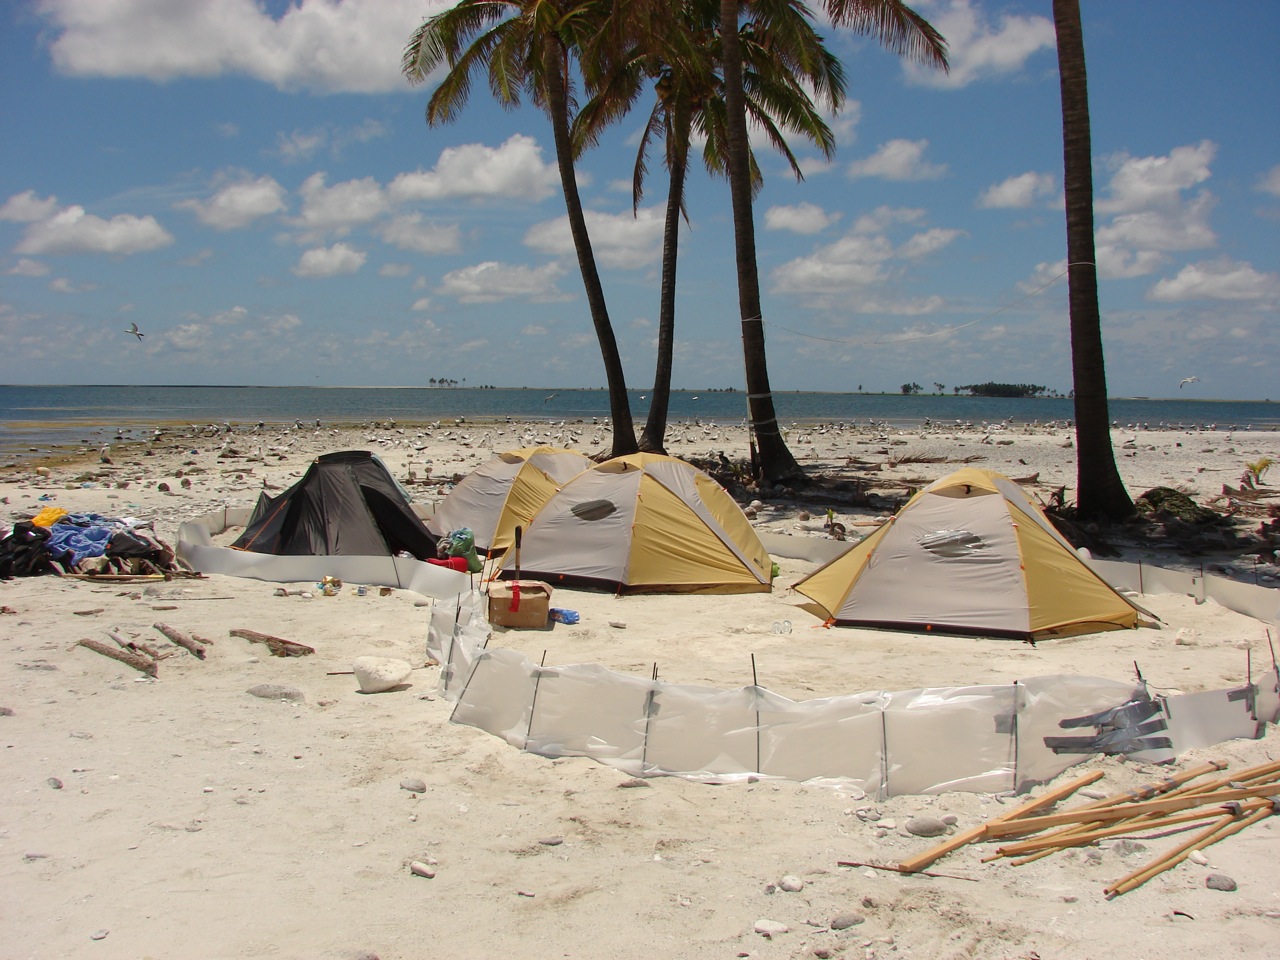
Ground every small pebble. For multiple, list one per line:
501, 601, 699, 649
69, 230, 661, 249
940, 814, 959, 826
47, 777, 63, 790
905, 816, 947, 838
400, 778, 427, 794
409, 860, 435, 879
0, 707, 14, 717
617, 778, 650, 789
778, 875, 805, 893
90, 930, 109, 941
1205, 873, 1237, 892
1188, 850, 1209, 866
538, 836, 563, 846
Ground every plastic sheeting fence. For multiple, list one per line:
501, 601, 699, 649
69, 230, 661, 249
426, 552, 1279, 796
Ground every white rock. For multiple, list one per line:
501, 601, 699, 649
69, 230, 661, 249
754, 918, 789, 938
352, 656, 412, 694
778, 875, 805, 892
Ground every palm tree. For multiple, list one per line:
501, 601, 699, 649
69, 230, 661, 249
578, 0, 843, 454
1052, 0, 1131, 520
403, 1, 639, 457
718, 0, 947, 482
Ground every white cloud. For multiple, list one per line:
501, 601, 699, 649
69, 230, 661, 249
847, 140, 946, 181
773, 234, 895, 294
273, 119, 389, 163
15, 205, 173, 255
437, 261, 571, 303
1096, 141, 1216, 215
376, 213, 460, 254
765, 202, 840, 234
411, 297, 432, 312
1256, 165, 1280, 198
0, 190, 60, 222
389, 135, 559, 203
904, 0, 1056, 88
292, 242, 366, 277
897, 227, 964, 260
524, 206, 665, 269
38, 0, 444, 94
977, 171, 1057, 209
1148, 257, 1280, 302
1095, 191, 1217, 253
294, 173, 387, 233
176, 175, 286, 229
852, 206, 926, 234
8, 258, 50, 277
379, 263, 412, 278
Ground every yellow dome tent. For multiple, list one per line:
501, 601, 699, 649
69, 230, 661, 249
429, 446, 590, 554
793, 468, 1148, 640
497, 452, 773, 594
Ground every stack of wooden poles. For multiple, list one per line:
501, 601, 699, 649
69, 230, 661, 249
897, 759, 1280, 897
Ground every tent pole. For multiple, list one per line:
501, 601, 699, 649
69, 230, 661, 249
525, 650, 547, 751
752, 653, 761, 776
640, 663, 659, 776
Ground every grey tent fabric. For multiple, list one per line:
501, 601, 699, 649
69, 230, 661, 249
232, 450, 438, 559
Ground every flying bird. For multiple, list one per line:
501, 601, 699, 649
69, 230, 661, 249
125, 322, 144, 340
1179, 376, 1200, 389
543, 393, 558, 403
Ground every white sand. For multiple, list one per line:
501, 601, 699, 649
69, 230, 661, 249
2, 420, 1278, 959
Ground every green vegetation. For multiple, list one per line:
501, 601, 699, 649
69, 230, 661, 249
956, 382, 1049, 399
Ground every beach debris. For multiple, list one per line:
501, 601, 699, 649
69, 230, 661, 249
247, 683, 304, 703
352, 656, 412, 693
399, 778, 427, 794
230, 628, 314, 657
892, 758, 1280, 898
152, 621, 208, 659
76, 637, 158, 677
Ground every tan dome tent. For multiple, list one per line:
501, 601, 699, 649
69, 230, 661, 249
497, 452, 773, 594
428, 446, 591, 554
793, 467, 1148, 640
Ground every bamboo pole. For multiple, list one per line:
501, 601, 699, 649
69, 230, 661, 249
1104, 801, 1279, 898
897, 770, 1103, 874
984, 783, 1280, 838
994, 797, 1274, 858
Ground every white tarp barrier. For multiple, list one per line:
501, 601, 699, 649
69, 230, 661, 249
424, 584, 1278, 795
177, 506, 470, 599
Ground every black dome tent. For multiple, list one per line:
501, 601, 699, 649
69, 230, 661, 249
232, 451, 438, 559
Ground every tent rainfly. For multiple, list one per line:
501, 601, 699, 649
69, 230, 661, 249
427, 446, 590, 554
792, 467, 1149, 640
232, 450, 438, 559
497, 452, 774, 594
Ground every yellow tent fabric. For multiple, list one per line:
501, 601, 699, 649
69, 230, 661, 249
429, 446, 590, 553
498, 452, 772, 594
793, 468, 1143, 639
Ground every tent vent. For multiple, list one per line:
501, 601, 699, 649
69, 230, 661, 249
571, 499, 617, 522
917, 529, 986, 558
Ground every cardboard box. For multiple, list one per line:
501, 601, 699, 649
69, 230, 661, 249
488, 580, 552, 628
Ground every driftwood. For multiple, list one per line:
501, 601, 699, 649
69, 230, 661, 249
107, 629, 172, 661
152, 622, 207, 660
229, 628, 315, 657
76, 637, 157, 677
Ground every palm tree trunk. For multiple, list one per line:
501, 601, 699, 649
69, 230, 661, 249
1054, 0, 1131, 520
545, 43, 638, 457
718, 0, 804, 484
640, 146, 686, 454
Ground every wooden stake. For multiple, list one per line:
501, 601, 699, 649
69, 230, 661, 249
229, 628, 315, 657
897, 770, 1103, 874
76, 637, 157, 677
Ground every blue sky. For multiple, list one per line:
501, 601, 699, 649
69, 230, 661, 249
2, 1, 1277, 400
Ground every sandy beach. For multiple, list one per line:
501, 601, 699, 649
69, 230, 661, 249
2, 417, 1278, 960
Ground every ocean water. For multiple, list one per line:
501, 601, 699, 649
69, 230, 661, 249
1, 384, 1275, 459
